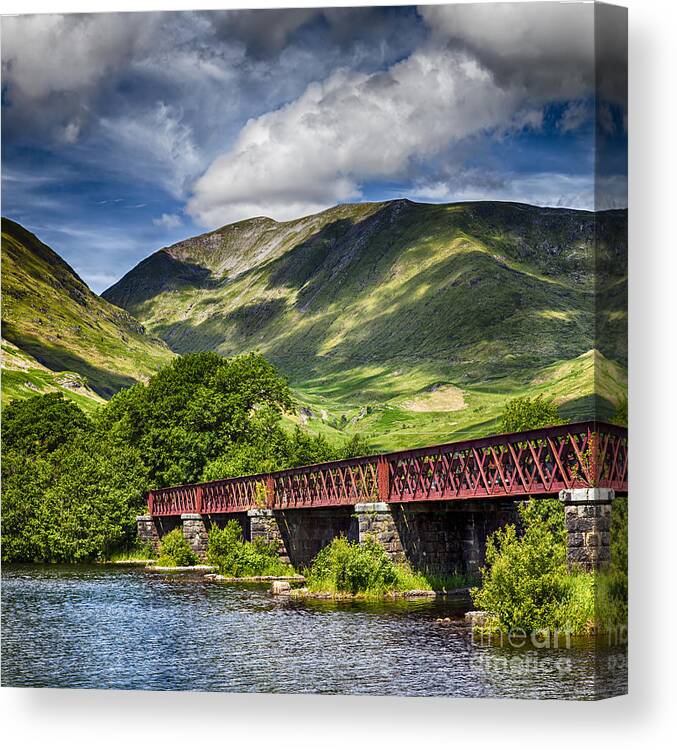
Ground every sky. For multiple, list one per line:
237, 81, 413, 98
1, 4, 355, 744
1, 3, 627, 293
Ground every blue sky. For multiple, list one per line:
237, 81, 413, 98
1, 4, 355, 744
1, 4, 627, 292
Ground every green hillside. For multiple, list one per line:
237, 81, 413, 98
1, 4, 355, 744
103, 200, 627, 449
1, 218, 173, 403
1, 338, 105, 414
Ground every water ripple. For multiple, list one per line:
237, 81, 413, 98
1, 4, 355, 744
1, 565, 627, 698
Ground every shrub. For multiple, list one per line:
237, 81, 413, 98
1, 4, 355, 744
156, 528, 198, 567
206, 521, 292, 577
471, 499, 569, 633
1, 434, 147, 563
471, 497, 629, 635
306, 536, 402, 595
499, 395, 562, 433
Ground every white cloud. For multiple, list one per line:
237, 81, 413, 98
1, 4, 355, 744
0, 13, 161, 104
419, 2, 594, 100
559, 102, 591, 133
153, 213, 182, 229
99, 103, 202, 198
62, 121, 81, 144
188, 47, 535, 226
409, 171, 627, 212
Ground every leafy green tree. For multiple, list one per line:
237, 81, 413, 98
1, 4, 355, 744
499, 395, 562, 433
2, 434, 147, 562
3, 392, 90, 455
2, 351, 371, 562
98, 352, 296, 486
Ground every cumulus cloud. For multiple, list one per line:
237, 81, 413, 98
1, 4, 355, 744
153, 213, 182, 229
0, 13, 162, 132
188, 47, 536, 225
420, 2, 594, 100
421, 2, 626, 105
3, 3, 626, 262
187, 2, 627, 226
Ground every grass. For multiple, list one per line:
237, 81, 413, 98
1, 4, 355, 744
3, 204, 627, 453
104, 202, 626, 453
2, 340, 105, 414
1, 218, 173, 401
103, 542, 157, 563
281, 349, 626, 452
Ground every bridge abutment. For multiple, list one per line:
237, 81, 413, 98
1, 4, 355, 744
560, 489, 614, 571
181, 513, 209, 560
136, 515, 161, 554
247, 509, 291, 565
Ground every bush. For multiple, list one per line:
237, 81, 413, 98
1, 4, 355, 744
206, 521, 292, 577
499, 395, 562, 433
1, 434, 147, 563
156, 528, 198, 567
471, 497, 629, 634
471, 499, 569, 633
306, 536, 403, 595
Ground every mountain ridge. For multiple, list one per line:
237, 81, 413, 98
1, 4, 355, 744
101, 199, 627, 447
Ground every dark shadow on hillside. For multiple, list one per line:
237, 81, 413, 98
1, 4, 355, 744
2, 325, 138, 398
558, 394, 617, 423
102, 250, 220, 310
150, 298, 290, 355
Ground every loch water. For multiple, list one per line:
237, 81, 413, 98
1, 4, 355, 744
1, 565, 627, 699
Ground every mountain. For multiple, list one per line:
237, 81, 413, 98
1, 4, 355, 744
1, 218, 173, 405
102, 200, 628, 449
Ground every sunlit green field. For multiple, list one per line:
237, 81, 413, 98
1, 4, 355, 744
282, 349, 626, 452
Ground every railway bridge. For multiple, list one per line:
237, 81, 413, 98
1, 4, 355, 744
137, 420, 627, 574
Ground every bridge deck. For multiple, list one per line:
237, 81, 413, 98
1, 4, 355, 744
146, 421, 628, 517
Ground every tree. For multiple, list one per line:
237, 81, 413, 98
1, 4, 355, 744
499, 395, 561, 433
2, 351, 370, 561
98, 352, 296, 486
3, 392, 90, 455
2, 433, 147, 562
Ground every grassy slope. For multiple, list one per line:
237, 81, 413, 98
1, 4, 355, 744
1, 218, 174, 401
1, 339, 105, 414
102, 200, 627, 450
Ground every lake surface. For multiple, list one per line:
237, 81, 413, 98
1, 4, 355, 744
1, 565, 627, 699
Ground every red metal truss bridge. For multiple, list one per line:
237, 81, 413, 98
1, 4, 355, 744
146, 421, 628, 517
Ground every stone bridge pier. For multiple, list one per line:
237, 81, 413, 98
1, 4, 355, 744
560, 488, 614, 571
242, 502, 522, 575
353, 501, 519, 577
